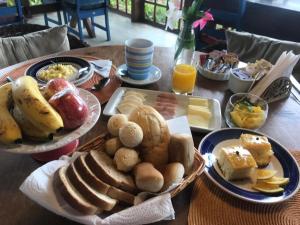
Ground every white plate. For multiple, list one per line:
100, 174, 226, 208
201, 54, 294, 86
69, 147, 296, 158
116, 64, 161, 86
0, 89, 101, 154
103, 87, 222, 133
199, 128, 300, 204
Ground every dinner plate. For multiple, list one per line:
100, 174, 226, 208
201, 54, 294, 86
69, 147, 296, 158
116, 64, 161, 86
103, 87, 222, 133
0, 89, 101, 154
25, 56, 94, 86
199, 128, 300, 204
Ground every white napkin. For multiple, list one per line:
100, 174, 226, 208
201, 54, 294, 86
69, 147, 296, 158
250, 51, 300, 97
90, 60, 112, 78
19, 116, 192, 225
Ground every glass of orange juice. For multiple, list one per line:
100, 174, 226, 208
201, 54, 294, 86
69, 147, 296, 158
172, 64, 197, 95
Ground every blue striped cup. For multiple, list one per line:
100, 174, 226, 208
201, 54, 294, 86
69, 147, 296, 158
125, 39, 154, 80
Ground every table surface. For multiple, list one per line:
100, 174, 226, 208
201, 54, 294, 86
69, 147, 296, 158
0, 46, 299, 225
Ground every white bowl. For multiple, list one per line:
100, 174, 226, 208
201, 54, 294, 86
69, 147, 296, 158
228, 69, 255, 93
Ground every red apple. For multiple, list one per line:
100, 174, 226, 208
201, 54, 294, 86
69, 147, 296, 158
49, 90, 88, 130
44, 78, 78, 100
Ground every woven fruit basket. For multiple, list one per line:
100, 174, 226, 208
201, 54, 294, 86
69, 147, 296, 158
77, 133, 206, 198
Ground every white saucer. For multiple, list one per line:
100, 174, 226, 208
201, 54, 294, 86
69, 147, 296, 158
116, 64, 161, 86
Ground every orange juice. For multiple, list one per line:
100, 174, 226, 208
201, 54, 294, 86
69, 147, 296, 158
172, 64, 197, 94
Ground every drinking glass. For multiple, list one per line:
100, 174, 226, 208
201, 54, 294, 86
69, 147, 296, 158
172, 64, 197, 95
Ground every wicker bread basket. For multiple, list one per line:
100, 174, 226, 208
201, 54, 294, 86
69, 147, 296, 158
77, 133, 205, 198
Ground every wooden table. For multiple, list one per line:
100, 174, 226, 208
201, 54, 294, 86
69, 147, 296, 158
0, 46, 299, 225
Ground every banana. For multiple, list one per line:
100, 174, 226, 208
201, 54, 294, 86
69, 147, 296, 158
13, 105, 53, 142
0, 83, 22, 144
12, 76, 64, 133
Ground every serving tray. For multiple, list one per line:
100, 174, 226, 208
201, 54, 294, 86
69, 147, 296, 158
103, 87, 222, 133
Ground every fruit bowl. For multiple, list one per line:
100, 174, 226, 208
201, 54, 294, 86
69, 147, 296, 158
224, 93, 268, 130
0, 88, 101, 154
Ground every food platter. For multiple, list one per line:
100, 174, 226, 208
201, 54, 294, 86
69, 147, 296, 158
199, 128, 300, 204
25, 56, 94, 86
103, 87, 222, 133
0, 89, 101, 154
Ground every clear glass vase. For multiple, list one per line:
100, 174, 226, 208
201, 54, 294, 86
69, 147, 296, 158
174, 21, 195, 65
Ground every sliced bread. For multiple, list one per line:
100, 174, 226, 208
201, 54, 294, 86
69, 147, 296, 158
86, 150, 137, 193
74, 154, 135, 205
53, 166, 99, 215
66, 163, 117, 211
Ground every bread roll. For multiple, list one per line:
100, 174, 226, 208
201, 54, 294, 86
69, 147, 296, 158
168, 134, 195, 175
107, 114, 128, 136
161, 163, 185, 191
134, 162, 164, 193
119, 122, 143, 148
114, 148, 140, 172
129, 105, 170, 167
105, 138, 122, 156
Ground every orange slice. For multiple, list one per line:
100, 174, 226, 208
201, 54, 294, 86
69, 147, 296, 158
256, 169, 277, 180
253, 182, 284, 193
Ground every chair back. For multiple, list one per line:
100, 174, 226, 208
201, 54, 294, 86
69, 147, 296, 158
201, 0, 246, 29
0, 0, 23, 25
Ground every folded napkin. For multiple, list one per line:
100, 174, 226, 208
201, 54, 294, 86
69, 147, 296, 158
19, 116, 192, 225
90, 60, 112, 78
250, 51, 300, 97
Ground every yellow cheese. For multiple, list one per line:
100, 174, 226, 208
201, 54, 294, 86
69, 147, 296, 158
189, 98, 209, 107
188, 114, 209, 128
188, 105, 211, 120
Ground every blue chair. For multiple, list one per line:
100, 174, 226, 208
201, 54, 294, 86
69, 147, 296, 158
43, 0, 63, 27
195, 0, 247, 51
61, 0, 110, 41
0, 0, 24, 26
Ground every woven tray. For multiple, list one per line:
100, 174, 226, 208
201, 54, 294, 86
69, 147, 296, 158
76, 133, 205, 198
188, 151, 300, 225
0, 55, 122, 104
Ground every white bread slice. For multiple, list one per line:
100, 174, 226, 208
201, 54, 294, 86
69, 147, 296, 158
53, 166, 99, 215
66, 163, 117, 211
86, 150, 137, 193
74, 154, 135, 205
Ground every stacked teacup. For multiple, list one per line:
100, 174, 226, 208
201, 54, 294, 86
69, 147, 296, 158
125, 39, 154, 80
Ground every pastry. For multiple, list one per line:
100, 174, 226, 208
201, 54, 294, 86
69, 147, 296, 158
161, 162, 185, 191
240, 133, 273, 167
105, 137, 122, 156
217, 146, 257, 181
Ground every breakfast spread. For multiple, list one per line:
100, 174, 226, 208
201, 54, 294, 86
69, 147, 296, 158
38, 64, 77, 81
0, 76, 88, 144
216, 133, 289, 194
52, 106, 194, 215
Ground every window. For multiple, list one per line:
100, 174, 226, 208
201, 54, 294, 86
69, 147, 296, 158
109, 0, 132, 15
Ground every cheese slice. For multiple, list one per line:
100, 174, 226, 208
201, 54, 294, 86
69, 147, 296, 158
188, 105, 211, 120
188, 114, 209, 128
117, 102, 138, 115
189, 98, 209, 107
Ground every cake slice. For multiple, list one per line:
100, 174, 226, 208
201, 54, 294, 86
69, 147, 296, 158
53, 166, 99, 215
74, 154, 135, 205
85, 150, 137, 193
240, 134, 273, 167
217, 146, 257, 181
66, 163, 117, 211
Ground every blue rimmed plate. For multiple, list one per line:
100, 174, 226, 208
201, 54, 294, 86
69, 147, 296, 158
199, 128, 300, 204
25, 56, 93, 86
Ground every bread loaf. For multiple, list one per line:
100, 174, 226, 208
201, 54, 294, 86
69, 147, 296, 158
168, 134, 195, 175
53, 166, 99, 215
86, 150, 137, 193
66, 163, 117, 211
73, 154, 135, 205
161, 162, 185, 191
134, 162, 164, 193
129, 105, 170, 167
